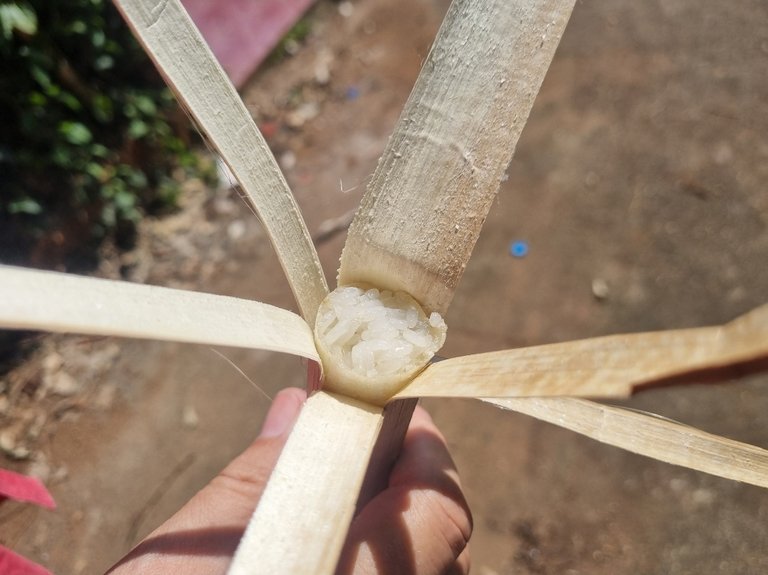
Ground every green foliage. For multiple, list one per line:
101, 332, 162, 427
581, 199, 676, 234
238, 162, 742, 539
0, 0, 205, 265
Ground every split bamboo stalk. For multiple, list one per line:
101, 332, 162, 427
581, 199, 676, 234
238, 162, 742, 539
229, 2, 579, 572
396, 303, 768, 399
487, 397, 768, 488
340, 0, 576, 315
113, 0, 328, 325
0, 266, 317, 361
229, 391, 384, 575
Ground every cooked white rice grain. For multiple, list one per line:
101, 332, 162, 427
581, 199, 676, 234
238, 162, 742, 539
314, 285, 447, 404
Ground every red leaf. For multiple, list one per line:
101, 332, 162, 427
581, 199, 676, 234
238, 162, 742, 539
0, 546, 53, 575
0, 468, 55, 509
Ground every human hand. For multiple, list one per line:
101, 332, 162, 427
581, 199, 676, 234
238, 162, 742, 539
109, 388, 471, 575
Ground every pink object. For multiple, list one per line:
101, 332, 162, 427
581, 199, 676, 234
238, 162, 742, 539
181, 0, 317, 88
0, 547, 53, 575
0, 469, 56, 574
0, 468, 55, 509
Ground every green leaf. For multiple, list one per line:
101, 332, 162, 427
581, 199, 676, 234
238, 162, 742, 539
57, 91, 82, 111
28, 91, 46, 106
69, 20, 87, 34
94, 54, 113, 71
134, 95, 157, 116
0, 4, 38, 39
91, 29, 105, 48
128, 119, 149, 139
30, 65, 51, 89
92, 94, 113, 122
114, 189, 136, 210
90, 143, 109, 158
85, 161, 106, 180
59, 121, 92, 145
101, 203, 116, 227
8, 197, 42, 215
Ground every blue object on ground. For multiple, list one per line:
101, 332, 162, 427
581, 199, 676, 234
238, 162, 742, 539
509, 240, 529, 258
346, 86, 361, 100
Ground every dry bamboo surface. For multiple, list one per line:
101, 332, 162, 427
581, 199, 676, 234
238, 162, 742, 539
0, 265, 318, 361
113, 0, 328, 325
396, 303, 768, 399
487, 397, 768, 488
340, 0, 576, 314
229, 392, 384, 575
231, 2, 578, 572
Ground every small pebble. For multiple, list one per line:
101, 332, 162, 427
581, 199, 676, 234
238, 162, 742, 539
280, 150, 297, 170
227, 220, 247, 242
45, 371, 81, 397
182, 405, 199, 429
338, 1, 354, 17
591, 278, 610, 301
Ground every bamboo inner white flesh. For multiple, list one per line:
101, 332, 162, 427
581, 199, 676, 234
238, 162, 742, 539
395, 304, 768, 399
486, 397, 768, 489
0, 266, 318, 361
314, 285, 447, 405
113, 0, 328, 325
228, 391, 384, 575
339, 0, 576, 314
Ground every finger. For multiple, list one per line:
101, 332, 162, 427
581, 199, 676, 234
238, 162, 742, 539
337, 404, 472, 575
451, 546, 471, 575
258, 387, 308, 438
109, 387, 307, 574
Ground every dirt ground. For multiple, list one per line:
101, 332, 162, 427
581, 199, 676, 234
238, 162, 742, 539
1, 0, 767, 573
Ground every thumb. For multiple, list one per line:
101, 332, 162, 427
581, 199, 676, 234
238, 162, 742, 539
182, 386, 307, 524
258, 386, 307, 438
109, 387, 306, 575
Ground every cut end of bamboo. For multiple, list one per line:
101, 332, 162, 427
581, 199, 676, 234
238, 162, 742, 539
314, 285, 446, 405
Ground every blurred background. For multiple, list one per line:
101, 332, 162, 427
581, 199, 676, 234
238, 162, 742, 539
1, 0, 767, 573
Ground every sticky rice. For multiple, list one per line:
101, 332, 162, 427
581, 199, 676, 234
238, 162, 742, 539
314, 286, 447, 404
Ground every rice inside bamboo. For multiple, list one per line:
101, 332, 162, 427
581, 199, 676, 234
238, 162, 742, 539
314, 286, 447, 404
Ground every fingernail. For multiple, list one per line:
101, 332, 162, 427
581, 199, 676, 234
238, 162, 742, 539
259, 388, 306, 438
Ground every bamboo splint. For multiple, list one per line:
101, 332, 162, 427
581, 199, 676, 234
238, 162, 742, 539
397, 303, 768, 399
487, 397, 768, 488
229, 392, 384, 575
113, 0, 328, 325
229, 1, 577, 572
0, 265, 317, 361
340, 0, 577, 315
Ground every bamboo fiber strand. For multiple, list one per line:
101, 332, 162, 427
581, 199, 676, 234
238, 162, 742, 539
396, 304, 768, 399
0, 266, 318, 361
340, 0, 576, 314
113, 0, 328, 325
228, 391, 384, 575
486, 397, 768, 488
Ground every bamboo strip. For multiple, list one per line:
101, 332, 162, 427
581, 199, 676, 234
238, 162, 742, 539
0, 266, 318, 361
486, 397, 768, 488
228, 391, 384, 575
339, 0, 576, 314
356, 398, 418, 510
395, 304, 768, 399
113, 0, 328, 325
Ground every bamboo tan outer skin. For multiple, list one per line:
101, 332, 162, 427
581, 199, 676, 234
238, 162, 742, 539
340, 0, 576, 315
487, 398, 768, 489
0, 266, 318, 362
229, 392, 384, 575
397, 303, 768, 399
113, 0, 328, 326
